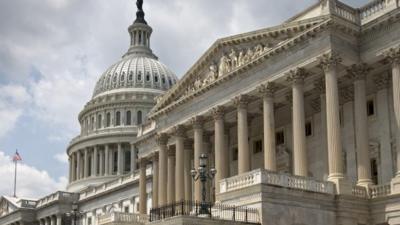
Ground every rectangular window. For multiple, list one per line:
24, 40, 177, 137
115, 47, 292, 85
124, 206, 129, 213
371, 158, 378, 184
88, 217, 92, 225
305, 121, 312, 137
367, 99, 375, 116
113, 151, 118, 174
253, 140, 263, 154
276, 131, 284, 145
232, 147, 238, 161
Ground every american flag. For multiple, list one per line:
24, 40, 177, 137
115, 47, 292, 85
12, 150, 22, 162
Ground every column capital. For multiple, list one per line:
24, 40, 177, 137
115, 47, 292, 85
232, 94, 250, 109
156, 133, 169, 146
190, 116, 204, 129
172, 125, 186, 137
151, 152, 159, 162
346, 63, 371, 81
318, 52, 342, 72
139, 158, 148, 167
211, 106, 225, 120
285, 92, 293, 105
286, 67, 308, 85
257, 82, 277, 97
313, 77, 326, 94
374, 73, 391, 90
381, 45, 400, 66
339, 86, 354, 103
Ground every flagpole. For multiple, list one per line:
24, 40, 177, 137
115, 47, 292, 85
14, 159, 17, 197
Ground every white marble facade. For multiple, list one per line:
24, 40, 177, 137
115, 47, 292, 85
2, 1, 400, 225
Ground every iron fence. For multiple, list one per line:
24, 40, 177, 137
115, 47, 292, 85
149, 201, 260, 224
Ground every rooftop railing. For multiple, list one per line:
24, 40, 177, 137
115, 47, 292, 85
149, 201, 260, 224
36, 191, 77, 208
98, 212, 148, 225
220, 169, 335, 195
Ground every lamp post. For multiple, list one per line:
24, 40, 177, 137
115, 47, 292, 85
191, 153, 217, 215
65, 202, 83, 225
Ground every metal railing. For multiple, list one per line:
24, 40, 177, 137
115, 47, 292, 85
149, 201, 260, 224
98, 212, 148, 225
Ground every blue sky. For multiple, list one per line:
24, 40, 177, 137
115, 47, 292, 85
0, 0, 366, 198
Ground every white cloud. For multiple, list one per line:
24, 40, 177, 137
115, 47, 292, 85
0, 84, 31, 138
54, 152, 68, 164
0, 151, 67, 199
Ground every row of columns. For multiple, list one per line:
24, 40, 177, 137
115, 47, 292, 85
38, 215, 61, 225
69, 143, 137, 183
137, 50, 400, 212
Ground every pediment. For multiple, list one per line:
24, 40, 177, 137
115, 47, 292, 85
150, 16, 330, 117
0, 197, 17, 217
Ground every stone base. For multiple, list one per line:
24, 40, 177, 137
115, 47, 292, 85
391, 176, 400, 194
328, 176, 352, 195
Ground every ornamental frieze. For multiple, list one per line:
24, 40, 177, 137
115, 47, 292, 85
180, 44, 272, 100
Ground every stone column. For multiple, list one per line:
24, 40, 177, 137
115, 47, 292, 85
167, 149, 175, 204
156, 133, 168, 206
191, 116, 204, 202
56, 215, 61, 225
375, 73, 394, 183
233, 95, 251, 174
117, 143, 123, 175
347, 64, 373, 186
76, 151, 81, 180
173, 125, 185, 202
287, 68, 308, 177
104, 145, 110, 176
212, 106, 228, 194
93, 146, 98, 177
314, 78, 329, 179
152, 153, 159, 208
319, 53, 346, 189
71, 153, 76, 181
258, 82, 277, 171
99, 148, 104, 176
383, 47, 400, 178
139, 158, 147, 214
184, 140, 193, 201
50, 216, 55, 225
131, 143, 137, 172
84, 148, 89, 178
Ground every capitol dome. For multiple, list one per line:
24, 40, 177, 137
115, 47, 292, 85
92, 55, 177, 98
91, 6, 178, 99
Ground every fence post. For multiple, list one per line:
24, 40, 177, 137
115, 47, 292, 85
245, 207, 248, 222
233, 206, 236, 221
181, 201, 184, 215
209, 203, 212, 218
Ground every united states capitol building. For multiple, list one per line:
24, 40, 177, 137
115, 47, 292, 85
2, 0, 400, 224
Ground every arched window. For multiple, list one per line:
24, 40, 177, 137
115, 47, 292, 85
146, 72, 150, 82
116, 111, 121, 126
129, 71, 133, 81
138, 71, 142, 81
113, 73, 117, 82
162, 76, 166, 84
126, 111, 132, 125
137, 111, 142, 125
168, 78, 172, 86
121, 73, 125, 81
106, 113, 111, 127
91, 117, 95, 130
154, 75, 159, 83
97, 114, 102, 129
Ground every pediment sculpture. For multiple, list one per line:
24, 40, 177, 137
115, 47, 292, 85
178, 43, 272, 101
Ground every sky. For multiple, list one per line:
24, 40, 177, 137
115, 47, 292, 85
0, 0, 367, 199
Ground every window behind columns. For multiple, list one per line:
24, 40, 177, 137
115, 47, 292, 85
113, 151, 118, 174
137, 111, 142, 125
97, 114, 102, 129
371, 158, 378, 184
106, 113, 111, 127
116, 111, 121, 126
125, 150, 131, 172
126, 111, 132, 125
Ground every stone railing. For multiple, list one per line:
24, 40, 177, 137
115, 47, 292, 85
137, 121, 156, 137
220, 169, 335, 195
334, 1, 359, 24
36, 191, 77, 208
98, 212, 148, 225
79, 167, 152, 200
359, 0, 398, 24
370, 184, 391, 199
351, 186, 368, 198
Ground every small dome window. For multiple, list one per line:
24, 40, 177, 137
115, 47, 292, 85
162, 76, 166, 84
146, 72, 150, 82
129, 71, 133, 81
120, 73, 125, 81
113, 73, 117, 82
138, 71, 142, 81
168, 78, 172, 86
155, 75, 159, 83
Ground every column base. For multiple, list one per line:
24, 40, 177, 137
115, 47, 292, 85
391, 176, 400, 194
328, 174, 352, 195
357, 179, 373, 188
